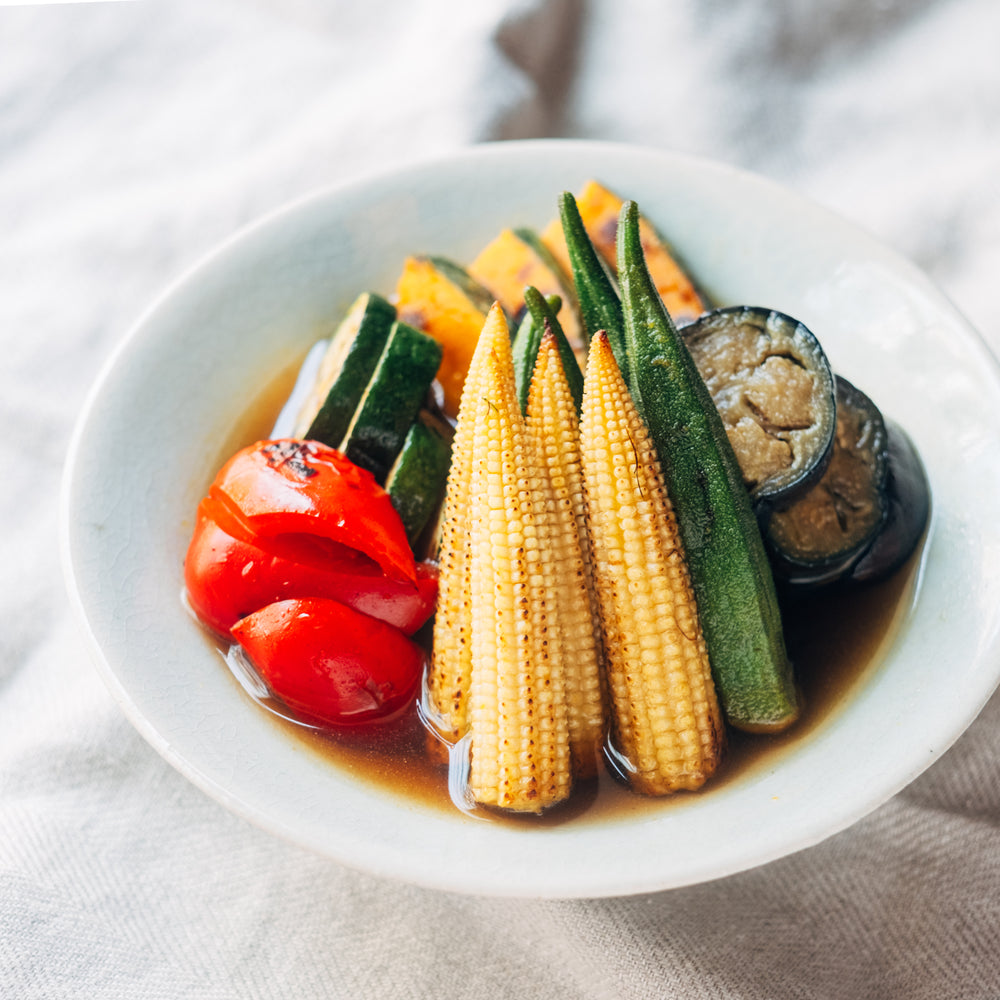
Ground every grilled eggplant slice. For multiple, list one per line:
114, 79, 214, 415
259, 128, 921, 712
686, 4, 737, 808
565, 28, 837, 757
848, 420, 929, 585
681, 306, 837, 513
764, 377, 890, 588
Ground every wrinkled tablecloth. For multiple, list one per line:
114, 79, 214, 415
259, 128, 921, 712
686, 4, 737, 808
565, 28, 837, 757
3, 1, 1000, 996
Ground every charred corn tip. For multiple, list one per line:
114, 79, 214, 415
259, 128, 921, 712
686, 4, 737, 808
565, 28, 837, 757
526, 333, 606, 779
581, 332, 725, 795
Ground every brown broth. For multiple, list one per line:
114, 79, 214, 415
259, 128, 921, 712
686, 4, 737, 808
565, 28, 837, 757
265, 548, 920, 826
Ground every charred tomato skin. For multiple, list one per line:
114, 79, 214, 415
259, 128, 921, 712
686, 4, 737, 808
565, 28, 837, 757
209, 439, 417, 584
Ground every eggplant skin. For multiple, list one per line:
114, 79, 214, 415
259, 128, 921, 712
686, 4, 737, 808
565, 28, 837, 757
764, 377, 889, 590
849, 422, 930, 585
764, 378, 930, 591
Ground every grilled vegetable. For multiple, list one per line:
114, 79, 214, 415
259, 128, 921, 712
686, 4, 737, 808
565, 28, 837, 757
394, 255, 494, 417
203, 439, 417, 585
232, 597, 424, 727
681, 306, 837, 513
526, 331, 605, 778
617, 201, 798, 733
849, 421, 929, 585
292, 292, 396, 445
384, 410, 452, 546
558, 190, 628, 385
340, 321, 442, 483
468, 227, 583, 351
511, 287, 583, 415
425, 336, 488, 743
542, 179, 706, 324
764, 376, 929, 589
185, 503, 437, 637
449, 304, 574, 812
580, 332, 724, 793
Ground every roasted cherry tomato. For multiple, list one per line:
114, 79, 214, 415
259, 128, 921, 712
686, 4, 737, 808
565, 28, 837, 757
209, 439, 417, 584
231, 598, 424, 726
184, 500, 438, 637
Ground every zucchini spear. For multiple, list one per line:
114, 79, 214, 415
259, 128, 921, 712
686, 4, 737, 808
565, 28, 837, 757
617, 200, 799, 733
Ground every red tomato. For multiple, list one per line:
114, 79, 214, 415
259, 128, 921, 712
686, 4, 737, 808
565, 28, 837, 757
210, 440, 416, 584
231, 598, 424, 726
184, 501, 438, 637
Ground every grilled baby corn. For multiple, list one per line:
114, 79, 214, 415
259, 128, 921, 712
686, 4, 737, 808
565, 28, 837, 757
525, 331, 605, 778
579, 331, 725, 795
430, 304, 573, 812
425, 310, 496, 745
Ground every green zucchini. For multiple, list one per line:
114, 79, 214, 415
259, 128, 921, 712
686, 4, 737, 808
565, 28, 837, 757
511, 288, 584, 415
617, 200, 798, 733
558, 190, 628, 386
293, 292, 396, 445
340, 321, 443, 483
385, 411, 453, 545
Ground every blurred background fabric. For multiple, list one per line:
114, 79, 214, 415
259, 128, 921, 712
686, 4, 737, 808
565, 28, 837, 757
3, 0, 999, 996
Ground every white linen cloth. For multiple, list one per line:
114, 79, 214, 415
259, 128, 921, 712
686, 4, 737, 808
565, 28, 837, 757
3, 1, 1000, 996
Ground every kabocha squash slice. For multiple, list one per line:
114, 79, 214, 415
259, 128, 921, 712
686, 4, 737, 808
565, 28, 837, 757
394, 256, 494, 417
468, 228, 583, 353
617, 200, 798, 733
542, 179, 706, 325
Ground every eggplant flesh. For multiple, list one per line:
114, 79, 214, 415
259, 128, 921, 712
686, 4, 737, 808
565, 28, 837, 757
682, 306, 836, 512
764, 376, 929, 590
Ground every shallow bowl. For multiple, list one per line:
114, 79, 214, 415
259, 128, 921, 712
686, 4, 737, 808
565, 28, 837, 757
61, 141, 1000, 897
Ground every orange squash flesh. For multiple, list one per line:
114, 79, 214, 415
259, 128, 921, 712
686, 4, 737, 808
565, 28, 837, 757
468, 229, 583, 352
394, 256, 490, 417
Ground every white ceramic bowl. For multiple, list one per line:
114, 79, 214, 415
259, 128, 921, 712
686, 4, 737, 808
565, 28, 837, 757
61, 141, 1000, 898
